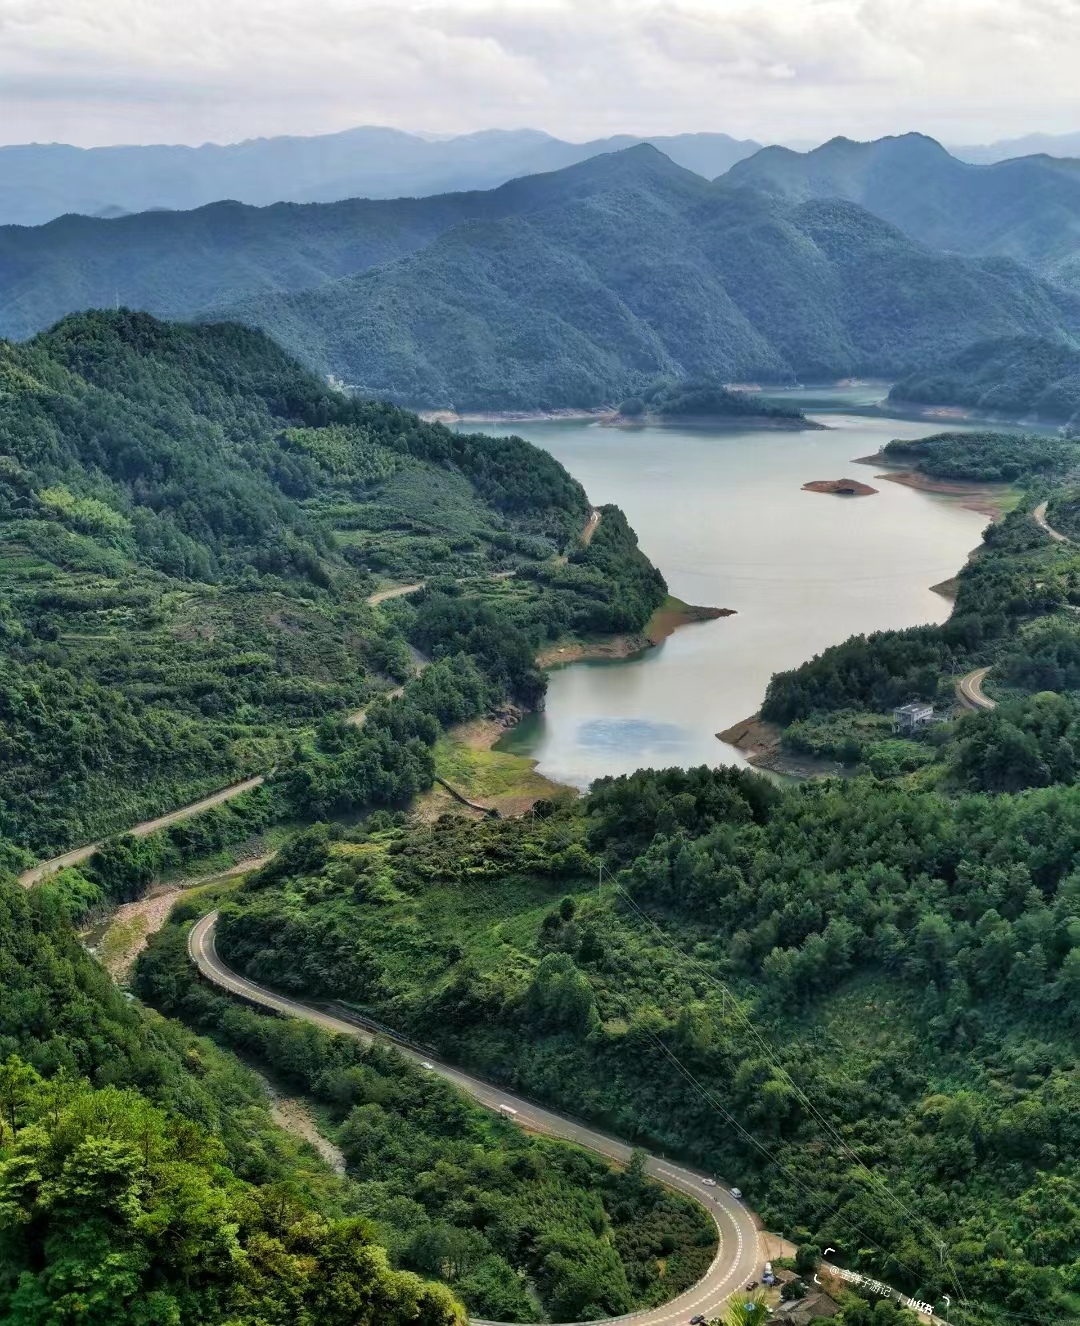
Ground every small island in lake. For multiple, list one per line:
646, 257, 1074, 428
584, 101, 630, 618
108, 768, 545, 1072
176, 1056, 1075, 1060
612, 376, 825, 429
802, 477, 878, 496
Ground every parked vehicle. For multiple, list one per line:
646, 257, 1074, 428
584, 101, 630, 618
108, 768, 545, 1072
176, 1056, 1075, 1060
731, 1186, 743, 1199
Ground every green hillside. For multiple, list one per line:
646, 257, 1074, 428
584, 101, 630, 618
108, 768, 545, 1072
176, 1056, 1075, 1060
207, 763, 1080, 1326
225, 163, 1080, 410
726, 132, 1080, 290
0, 149, 705, 341
2, 148, 1079, 410
195, 430, 1080, 1326
880, 429, 1080, 482
889, 337, 1080, 426
0, 873, 463, 1325
0, 309, 663, 859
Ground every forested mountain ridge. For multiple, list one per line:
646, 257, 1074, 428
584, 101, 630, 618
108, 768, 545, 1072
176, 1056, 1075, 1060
888, 336, 1080, 427
0, 148, 712, 341
0, 309, 663, 860
725, 132, 1080, 291
222, 154, 1080, 410
2, 147, 1078, 410
0, 125, 762, 226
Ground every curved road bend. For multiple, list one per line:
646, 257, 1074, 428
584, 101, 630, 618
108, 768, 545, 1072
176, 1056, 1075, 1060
1033, 501, 1074, 546
956, 667, 996, 713
954, 501, 1078, 716
189, 911, 763, 1326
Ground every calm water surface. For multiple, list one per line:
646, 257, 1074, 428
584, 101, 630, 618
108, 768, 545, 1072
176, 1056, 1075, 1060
467, 395, 995, 788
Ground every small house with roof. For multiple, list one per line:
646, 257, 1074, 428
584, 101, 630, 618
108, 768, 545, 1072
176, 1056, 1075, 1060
893, 701, 934, 734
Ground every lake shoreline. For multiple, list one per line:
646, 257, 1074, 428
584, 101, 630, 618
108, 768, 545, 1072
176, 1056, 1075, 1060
716, 714, 846, 780
467, 402, 989, 790
426, 407, 824, 430
853, 452, 1014, 519
535, 596, 734, 668
604, 413, 825, 431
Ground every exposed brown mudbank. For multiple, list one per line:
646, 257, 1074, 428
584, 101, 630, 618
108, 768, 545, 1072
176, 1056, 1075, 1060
930, 575, 959, 600
717, 714, 782, 760
802, 477, 878, 496
535, 633, 651, 667
717, 714, 845, 779
873, 469, 1011, 520
536, 598, 734, 668
646, 599, 733, 643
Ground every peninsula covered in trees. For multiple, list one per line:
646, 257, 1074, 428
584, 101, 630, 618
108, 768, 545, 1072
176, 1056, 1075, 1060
888, 337, 1080, 428
617, 377, 818, 427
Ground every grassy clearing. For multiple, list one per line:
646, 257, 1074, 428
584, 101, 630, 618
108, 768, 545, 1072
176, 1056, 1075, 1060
432, 725, 572, 812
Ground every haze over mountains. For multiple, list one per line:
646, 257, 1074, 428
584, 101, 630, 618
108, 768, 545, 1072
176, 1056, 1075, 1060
0, 126, 761, 227
7, 120, 1080, 229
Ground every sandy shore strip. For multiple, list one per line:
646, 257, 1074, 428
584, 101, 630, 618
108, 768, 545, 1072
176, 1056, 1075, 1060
852, 453, 1014, 519
420, 407, 612, 425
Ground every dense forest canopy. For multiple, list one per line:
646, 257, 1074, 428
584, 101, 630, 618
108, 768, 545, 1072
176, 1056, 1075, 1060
1, 148, 1079, 409
207, 769, 1080, 1326
0, 875, 464, 1325
0, 309, 663, 857
889, 337, 1080, 427
880, 430, 1080, 483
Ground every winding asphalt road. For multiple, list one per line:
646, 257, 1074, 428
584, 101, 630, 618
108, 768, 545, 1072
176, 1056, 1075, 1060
956, 666, 996, 712
188, 911, 763, 1326
952, 502, 1080, 717
1033, 501, 1074, 546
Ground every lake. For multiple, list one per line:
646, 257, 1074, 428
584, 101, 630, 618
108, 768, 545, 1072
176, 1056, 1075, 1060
466, 395, 997, 789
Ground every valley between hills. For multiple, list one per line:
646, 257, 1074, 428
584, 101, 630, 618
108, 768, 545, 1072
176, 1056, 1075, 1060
8, 123, 1080, 1326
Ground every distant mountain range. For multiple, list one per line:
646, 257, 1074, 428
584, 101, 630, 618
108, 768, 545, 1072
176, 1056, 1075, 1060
726, 133, 1080, 289
4, 136, 1080, 411
214, 148, 1080, 409
951, 130, 1080, 165
0, 126, 761, 227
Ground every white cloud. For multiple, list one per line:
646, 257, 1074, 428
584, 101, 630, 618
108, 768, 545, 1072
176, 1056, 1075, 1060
0, 0, 1078, 147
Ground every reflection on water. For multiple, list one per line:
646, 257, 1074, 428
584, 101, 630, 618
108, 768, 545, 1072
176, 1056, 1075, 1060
467, 393, 1008, 790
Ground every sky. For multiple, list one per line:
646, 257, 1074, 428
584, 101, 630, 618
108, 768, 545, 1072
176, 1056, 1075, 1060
1, 0, 1079, 149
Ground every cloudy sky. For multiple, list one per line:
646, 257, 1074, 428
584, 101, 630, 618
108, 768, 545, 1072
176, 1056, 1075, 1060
2, 0, 1079, 148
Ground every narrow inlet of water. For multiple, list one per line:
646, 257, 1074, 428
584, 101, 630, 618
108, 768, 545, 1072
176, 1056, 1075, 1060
465, 395, 998, 788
